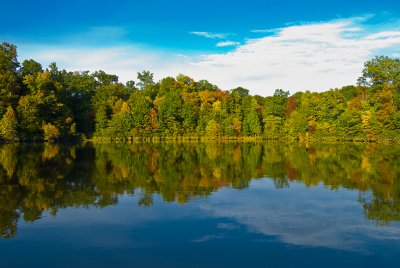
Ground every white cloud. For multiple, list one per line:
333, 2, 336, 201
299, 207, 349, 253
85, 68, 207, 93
216, 41, 240, 47
18, 17, 400, 96
18, 45, 192, 83
199, 180, 400, 251
250, 28, 280, 34
190, 31, 228, 39
183, 19, 400, 95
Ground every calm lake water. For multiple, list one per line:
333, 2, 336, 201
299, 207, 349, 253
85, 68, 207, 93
0, 142, 399, 267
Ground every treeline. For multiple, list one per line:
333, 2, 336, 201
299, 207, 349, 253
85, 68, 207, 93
1, 41, 400, 141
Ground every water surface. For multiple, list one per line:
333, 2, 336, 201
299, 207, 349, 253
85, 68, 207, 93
0, 142, 399, 267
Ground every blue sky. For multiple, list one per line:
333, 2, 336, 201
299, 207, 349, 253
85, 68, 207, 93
2, 0, 400, 95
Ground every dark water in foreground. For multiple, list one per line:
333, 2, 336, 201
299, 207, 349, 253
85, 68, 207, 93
0, 142, 399, 267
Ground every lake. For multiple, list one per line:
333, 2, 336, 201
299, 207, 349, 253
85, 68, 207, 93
0, 142, 399, 267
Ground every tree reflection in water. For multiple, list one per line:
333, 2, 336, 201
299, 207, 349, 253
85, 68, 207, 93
0, 141, 399, 238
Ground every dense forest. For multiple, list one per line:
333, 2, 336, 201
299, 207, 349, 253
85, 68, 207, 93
1, 41, 400, 142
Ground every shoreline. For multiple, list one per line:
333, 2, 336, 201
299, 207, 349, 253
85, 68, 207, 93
88, 135, 400, 144
1, 135, 399, 144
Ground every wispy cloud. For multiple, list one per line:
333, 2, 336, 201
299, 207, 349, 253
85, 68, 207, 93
250, 28, 280, 34
191, 234, 223, 243
18, 17, 400, 96
190, 31, 228, 39
184, 18, 400, 95
57, 26, 128, 46
216, 41, 240, 47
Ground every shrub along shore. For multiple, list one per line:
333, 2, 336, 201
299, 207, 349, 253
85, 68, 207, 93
1, 42, 400, 143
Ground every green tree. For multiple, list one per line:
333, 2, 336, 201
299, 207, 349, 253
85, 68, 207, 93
205, 119, 220, 137
284, 110, 308, 137
194, 80, 219, 92
176, 74, 195, 93
158, 77, 177, 96
244, 110, 262, 136
230, 87, 249, 98
242, 98, 262, 136
95, 105, 110, 135
181, 103, 197, 133
263, 89, 289, 118
93, 70, 118, 86
0, 106, 18, 141
19, 59, 43, 77
158, 92, 183, 134
358, 56, 400, 91
128, 93, 151, 134
0, 42, 20, 115
17, 94, 43, 138
263, 115, 282, 137
59, 70, 98, 135
337, 109, 363, 137
125, 80, 137, 93
137, 71, 155, 90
